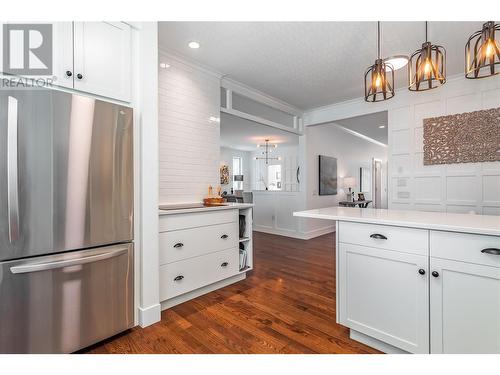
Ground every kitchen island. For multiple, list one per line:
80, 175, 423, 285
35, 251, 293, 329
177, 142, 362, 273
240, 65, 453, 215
293, 207, 500, 354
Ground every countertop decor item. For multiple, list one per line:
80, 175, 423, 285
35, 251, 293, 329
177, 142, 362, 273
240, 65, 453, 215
465, 21, 500, 79
423, 107, 500, 165
364, 21, 395, 102
408, 21, 446, 91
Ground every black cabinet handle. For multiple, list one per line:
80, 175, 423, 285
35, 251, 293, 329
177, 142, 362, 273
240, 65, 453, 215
173, 243, 184, 248
221, 262, 229, 267
76, 73, 83, 80
481, 248, 500, 255
221, 234, 229, 239
173, 275, 184, 282
418, 269, 426, 275
65, 70, 72, 77
432, 271, 439, 278
370, 233, 387, 240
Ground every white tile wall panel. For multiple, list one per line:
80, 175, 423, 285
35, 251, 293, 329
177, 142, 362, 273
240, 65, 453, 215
387, 75, 500, 215
158, 51, 221, 203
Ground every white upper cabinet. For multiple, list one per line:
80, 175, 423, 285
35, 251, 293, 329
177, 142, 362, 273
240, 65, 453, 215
73, 22, 131, 102
52, 22, 74, 89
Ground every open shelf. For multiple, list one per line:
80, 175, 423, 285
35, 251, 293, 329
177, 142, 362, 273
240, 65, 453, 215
238, 207, 253, 272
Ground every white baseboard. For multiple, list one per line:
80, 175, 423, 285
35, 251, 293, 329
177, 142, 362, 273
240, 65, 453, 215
161, 273, 246, 310
300, 225, 335, 240
349, 330, 408, 354
138, 303, 161, 328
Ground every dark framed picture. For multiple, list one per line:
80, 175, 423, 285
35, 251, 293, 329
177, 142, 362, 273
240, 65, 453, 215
318, 155, 337, 196
357, 193, 365, 201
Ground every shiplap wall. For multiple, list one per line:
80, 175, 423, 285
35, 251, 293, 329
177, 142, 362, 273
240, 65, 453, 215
158, 51, 221, 203
389, 77, 500, 214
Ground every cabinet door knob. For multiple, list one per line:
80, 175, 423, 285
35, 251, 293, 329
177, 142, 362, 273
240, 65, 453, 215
65, 70, 72, 77
221, 262, 229, 267
221, 234, 229, 239
370, 233, 387, 240
418, 268, 426, 275
173, 275, 184, 282
76, 73, 83, 80
432, 271, 439, 278
173, 242, 184, 248
481, 248, 500, 255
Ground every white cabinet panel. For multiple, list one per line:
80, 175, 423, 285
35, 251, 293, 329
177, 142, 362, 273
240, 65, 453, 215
430, 257, 500, 354
73, 22, 131, 101
52, 22, 74, 89
339, 243, 429, 353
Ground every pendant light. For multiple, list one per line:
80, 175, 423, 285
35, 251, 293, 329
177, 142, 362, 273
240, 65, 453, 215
465, 21, 500, 79
364, 22, 395, 102
408, 22, 446, 91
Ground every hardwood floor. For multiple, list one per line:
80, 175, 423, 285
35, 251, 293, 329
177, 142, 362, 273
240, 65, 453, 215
83, 232, 380, 354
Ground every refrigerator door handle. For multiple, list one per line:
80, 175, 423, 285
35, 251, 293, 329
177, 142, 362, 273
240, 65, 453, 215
7, 96, 19, 243
10, 247, 128, 274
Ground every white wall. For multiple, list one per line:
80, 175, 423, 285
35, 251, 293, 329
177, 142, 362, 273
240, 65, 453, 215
304, 124, 388, 234
158, 51, 221, 203
305, 74, 500, 216
219, 147, 252, 192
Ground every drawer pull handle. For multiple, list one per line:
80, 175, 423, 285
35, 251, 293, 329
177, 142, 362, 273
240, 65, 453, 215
370, 233, 387, 240
221, 234, 229, 239
221, 262, 229, 267
432, 271, 439, 278
418, 268, 426, 275
173, 243, 184, 248
174, 275, 184, 282
481, 248, 500, 255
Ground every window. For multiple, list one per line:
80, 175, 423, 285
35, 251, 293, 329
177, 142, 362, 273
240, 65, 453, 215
232, 157, 243, 190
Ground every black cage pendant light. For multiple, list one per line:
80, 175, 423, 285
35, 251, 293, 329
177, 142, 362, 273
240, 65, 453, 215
408, 22, 446, 91
364, 22, 395, 102
465, 21, 500, 79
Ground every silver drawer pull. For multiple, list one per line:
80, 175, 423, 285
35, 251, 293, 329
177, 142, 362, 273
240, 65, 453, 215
173, 275, 184, 281
370, 233, 387, 240
221, 262, 229, 267
221, 234, 229, 239
173, 243, 184, 248
481, 248, 500, 256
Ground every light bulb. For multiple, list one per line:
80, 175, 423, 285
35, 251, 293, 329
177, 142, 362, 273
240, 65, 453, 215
423, 59, 432, 74
485, 40, 495, 58
374, 74, 382, 88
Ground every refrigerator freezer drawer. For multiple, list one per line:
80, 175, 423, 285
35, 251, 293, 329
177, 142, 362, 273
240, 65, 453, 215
0, 243, 134, 353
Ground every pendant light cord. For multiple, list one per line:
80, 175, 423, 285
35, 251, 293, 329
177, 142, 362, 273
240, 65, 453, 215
377, 21, 381, 58
425, 21, 428, 42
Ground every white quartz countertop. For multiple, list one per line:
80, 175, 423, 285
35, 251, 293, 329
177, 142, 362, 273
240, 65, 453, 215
293, 207, 500, 236
159, 202, 253, 215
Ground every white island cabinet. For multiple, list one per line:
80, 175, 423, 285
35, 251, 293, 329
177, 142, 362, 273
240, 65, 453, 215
293, 207, 500, 354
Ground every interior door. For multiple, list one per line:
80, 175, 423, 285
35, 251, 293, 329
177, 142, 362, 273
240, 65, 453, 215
339, 243, 429, 353
430, 257, 500, 354
0, 243, 133, 353
73, 22, 131, 101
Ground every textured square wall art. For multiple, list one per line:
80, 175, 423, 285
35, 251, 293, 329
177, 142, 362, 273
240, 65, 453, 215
423, 107, 500, 165
319, 155, 337, 195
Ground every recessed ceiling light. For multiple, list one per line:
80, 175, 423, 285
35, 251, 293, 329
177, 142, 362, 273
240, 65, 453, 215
159, 62, 170, 69
383, 55, 409, 71
188, 41, 200, 49
379, 125, 386, 129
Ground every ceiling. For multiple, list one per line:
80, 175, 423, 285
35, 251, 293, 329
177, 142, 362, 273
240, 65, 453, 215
220, 113, 299, 151
158, 21, 485, 110
334, 111, 388, 144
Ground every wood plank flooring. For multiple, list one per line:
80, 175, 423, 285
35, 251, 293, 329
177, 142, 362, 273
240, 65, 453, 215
82, 232, 380, 354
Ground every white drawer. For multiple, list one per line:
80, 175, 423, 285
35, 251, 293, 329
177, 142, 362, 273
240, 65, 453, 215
339, 221, 429, 256
159, 209, 237, 232
159, 222, 238, 265
159, 247, 239, 301
431, 231, 500, 268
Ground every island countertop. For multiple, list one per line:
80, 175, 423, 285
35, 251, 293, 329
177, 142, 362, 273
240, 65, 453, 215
293, 207, 500, 237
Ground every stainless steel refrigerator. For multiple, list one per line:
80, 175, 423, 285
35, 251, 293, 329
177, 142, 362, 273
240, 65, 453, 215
0, 89, 134, 353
